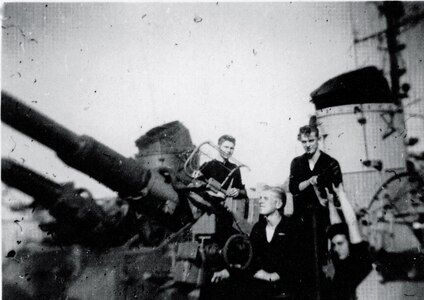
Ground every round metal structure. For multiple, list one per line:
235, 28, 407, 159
311, 66, 407, 209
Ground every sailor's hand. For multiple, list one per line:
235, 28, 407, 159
192, 170, 203, 179
226, 188, 239, 197
163, 199, 177, 214
253, 270, 280, 282
323, 260, 335, 280
309, 175, 318, 186
325, 187, 334, 204
332, 183, 344, 195
211, 269, 230, 283
324, 184, 343, 208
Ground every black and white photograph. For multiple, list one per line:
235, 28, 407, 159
2, 1, 424, 299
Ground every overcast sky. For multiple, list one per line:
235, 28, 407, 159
2, 2, 360, 197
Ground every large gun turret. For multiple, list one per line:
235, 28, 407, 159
1, 92, 180, 214
1, 92, 254, 300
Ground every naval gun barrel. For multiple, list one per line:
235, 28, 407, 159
2, 158, 131, 247
2, 158, 63, 204
1, 92, 149, 197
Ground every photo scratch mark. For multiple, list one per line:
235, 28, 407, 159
226, 60, 234, 69
2, 24, 26, 38
14, 220, 23, 232
10, 72, 22, 78
10, 136, 16, 153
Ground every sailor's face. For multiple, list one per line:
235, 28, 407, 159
331, 234, 350, 260
219, 141, 235, 160
258, 190, 281, 216
300, 132, 319, 157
